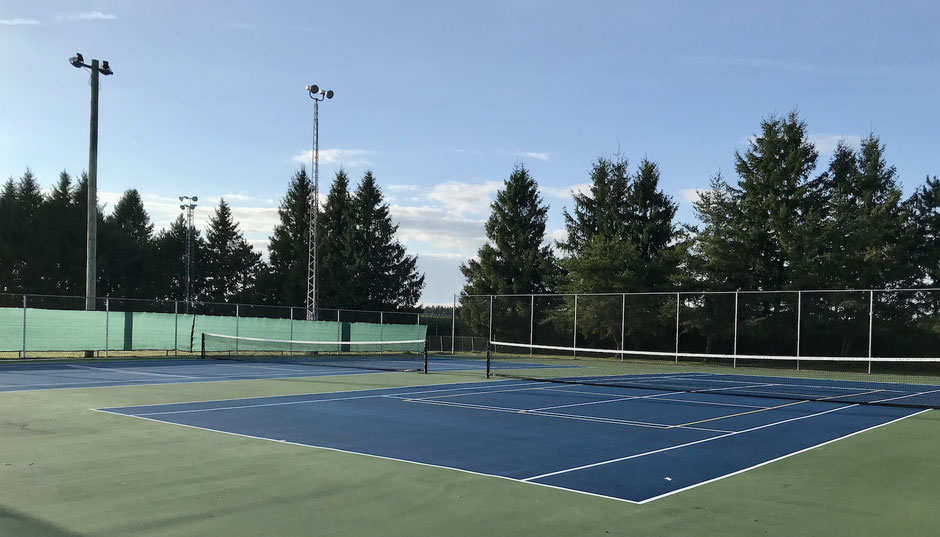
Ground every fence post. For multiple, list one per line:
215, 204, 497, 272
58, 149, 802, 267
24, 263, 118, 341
868, 290, 874, 374
451, 294, 456, 355
620, 293, 626, 362
529, 294, 534, 356
488, 295, 494, 346
796, 291, 802, 371
289, 306, 295, 355
22, 294, 26, 358
733, 291, 738, 368
104, 297, 109, 358
573, 294, 578, 358
235, 304, 240, 355
674, 293, 680, 364
380, 311, 385, 342
174, 301, 179, 356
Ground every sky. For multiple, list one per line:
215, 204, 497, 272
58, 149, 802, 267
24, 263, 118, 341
1, 1, 938, 306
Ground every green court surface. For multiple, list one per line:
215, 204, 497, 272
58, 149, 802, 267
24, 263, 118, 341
1, 370, 938, 537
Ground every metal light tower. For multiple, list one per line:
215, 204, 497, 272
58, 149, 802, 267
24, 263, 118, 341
69, 53, 113, 313
179, 196, 198, 312
304, 84, 334, 321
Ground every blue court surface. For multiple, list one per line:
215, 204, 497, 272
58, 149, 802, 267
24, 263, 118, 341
98, 378, 926, 503
0, 356, 489, 392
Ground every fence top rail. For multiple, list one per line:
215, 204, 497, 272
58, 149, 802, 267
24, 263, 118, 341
0, 293, 421, 318
459, 287, 940, 299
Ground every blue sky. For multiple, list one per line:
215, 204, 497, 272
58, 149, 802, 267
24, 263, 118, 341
1, 1, 938, 305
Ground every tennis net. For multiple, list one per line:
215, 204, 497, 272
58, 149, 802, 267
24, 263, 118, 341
201, 333, 429, 373
487, 341, 940, 408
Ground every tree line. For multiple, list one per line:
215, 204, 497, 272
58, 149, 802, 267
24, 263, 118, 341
460, 112, 939, 357
0, 167, 425, 311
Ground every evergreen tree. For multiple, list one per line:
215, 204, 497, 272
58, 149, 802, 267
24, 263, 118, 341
203, 198, 263, 302
318, 169, 358, 308
153, 214, 206, 302
0, 179, 18, 292
99, 189, 155, 298
732, 111, 818, 289
38, 171, 85, 295
816, 136, 916, 289
909, 176, 939, 285
351, 171, 425, 309
558, 157, 679, 348
460, 165, 557, 336
263, 167, 314, 307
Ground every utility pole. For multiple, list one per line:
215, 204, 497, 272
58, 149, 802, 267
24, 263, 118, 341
179, 197, 198, 312
70, 53, 113, 313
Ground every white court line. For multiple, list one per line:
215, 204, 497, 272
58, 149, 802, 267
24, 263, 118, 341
522, 403, 859, 481
635, 408, 931, 504
66, 364, 201, 379
869, 387, 940, 404
90, 407, 645, 505
393, 396, 735, 433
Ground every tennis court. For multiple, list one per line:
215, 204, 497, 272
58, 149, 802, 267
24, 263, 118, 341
97, 375, 924, 503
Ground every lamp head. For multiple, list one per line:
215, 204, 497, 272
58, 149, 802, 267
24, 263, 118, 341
100, 60, 112, 75
191, 196, 198, 202
69, 53, 84, 68
325, 89, 334, 99
306, 84, 319, 93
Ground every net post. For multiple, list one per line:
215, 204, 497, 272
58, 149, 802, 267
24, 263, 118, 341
200, 332, 206, 359
796, 291, 802, 371
235, 304, 240, 356
733, 291, 738, 368
486, 342, 491, 378
380, 311, 384, 342
451, 294, 456, 356
868, 290, 874, 374
424, 338, 429, 374
674, 293, 680, 364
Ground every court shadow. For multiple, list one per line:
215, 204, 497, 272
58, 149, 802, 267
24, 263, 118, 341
0, 505, 86, 537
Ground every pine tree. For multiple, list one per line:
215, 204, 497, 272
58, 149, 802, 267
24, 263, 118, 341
0, 179, 18, 292
351, 171, 425, 309
909, 176, 939, 286
460, 164, 557, 337
203, 198, 263, 302
263, 167, 314, 307
99, 189, 155, 298
557, 157, 631, 255
732, 111, 818, 290
38, 171, 85, 295
153, 214, 206, 302
318, 169, 358, 308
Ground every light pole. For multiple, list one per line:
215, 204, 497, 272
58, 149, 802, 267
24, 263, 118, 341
179, 196, 198, 312
304, 84, 334, 321
69, 53, 113, 313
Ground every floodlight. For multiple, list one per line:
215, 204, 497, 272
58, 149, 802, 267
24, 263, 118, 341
69, 54, 84, 68
306, 84, 319, 93
191, 196, 198, 202
180, 205, 186, 210
325, 90, 334, 99
100, 61, 112, 75
179, 196, 184, 201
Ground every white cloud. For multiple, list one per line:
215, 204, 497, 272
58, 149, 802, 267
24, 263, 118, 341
292, 148, 373, 167
60, 11, 116, 21
541, 183, 592, 200
678, 188, 708, 204
808, 133, 863, 154
0, 18, 41, 25
427, 180, 501, 216
550, 229, 568, 244
389, 204, 486, 254
519, 151, 551, 161
206, 193, 276, 205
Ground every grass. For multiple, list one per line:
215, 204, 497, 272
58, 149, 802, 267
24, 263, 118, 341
1, 369, 938, 536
